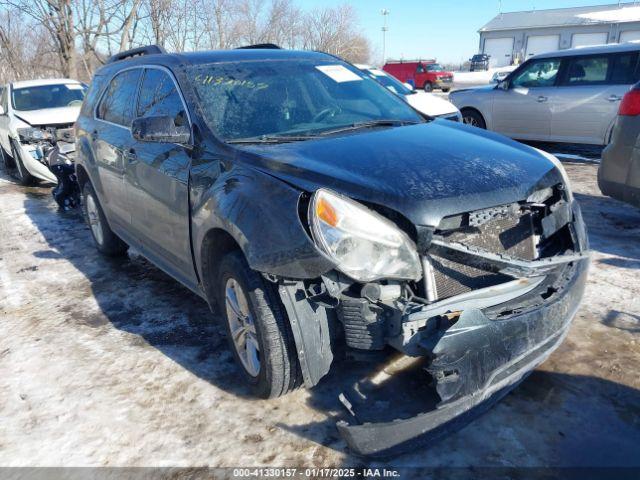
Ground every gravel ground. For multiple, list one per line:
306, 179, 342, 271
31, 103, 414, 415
1, 152, 639, 470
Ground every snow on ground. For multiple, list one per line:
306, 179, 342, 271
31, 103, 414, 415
0, 155, 639, 469
453, 66, 516, 89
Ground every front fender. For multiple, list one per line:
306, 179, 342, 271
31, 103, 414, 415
191, 161, 335, 280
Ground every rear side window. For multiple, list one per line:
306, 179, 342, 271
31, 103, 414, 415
97, 69, 142, 127
564, 56, 608, 85
136, 68, 187, 125
610, 52, 639, 84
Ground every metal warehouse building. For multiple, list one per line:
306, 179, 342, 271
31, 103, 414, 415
479, 2, 640, 67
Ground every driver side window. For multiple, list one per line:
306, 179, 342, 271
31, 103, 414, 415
511, 59, 561, 88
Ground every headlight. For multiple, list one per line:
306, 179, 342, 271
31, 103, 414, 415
17, 127, 50, 143
533, 148, 573, 202
310, 189, 422, 282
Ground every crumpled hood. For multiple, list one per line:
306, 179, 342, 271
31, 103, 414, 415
13, 106, 80, 126
238, 121, 563, 226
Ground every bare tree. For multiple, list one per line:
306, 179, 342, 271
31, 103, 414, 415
3, 0, 78, 77
0, 0, 371, 82
0, 8, 60, 82
302, 5, 370, 63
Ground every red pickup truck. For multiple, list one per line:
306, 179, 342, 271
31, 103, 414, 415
383, 60, 453, 92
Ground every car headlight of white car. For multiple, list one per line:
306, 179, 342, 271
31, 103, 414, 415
17, 127, 50, 143
309, 188, 422, 282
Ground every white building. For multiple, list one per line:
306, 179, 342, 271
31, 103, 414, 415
479, 2, 640, 67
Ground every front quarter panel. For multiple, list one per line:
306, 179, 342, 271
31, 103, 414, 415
449, 87, 495, 128
191, 156, 335, 281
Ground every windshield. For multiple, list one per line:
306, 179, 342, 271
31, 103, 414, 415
472, 55, 486, 62
363, 68, 412, 96
12, 83, 87, 111
188, 59, 422, 141
426, 64, 444, 72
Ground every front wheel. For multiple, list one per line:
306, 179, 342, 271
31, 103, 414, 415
442, 88, 451, 93
217, 251, 301, 398
82, 182, 128, 256
423, 82, 433, 92
461, 109, 486, 129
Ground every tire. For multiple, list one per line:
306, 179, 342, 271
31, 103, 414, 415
82, 182, 128, 256
442, 88, 451, 93
11, 142, 36, 186
217, 251, 301, 398
461, 109, 486, 129
423, 82, 433, 92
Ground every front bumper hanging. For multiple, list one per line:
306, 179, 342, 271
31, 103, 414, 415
336, 249, 589, 457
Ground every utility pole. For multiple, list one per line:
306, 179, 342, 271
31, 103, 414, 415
381, 9, 389, 65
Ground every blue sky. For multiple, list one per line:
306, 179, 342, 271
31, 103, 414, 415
298, 0, 635, 64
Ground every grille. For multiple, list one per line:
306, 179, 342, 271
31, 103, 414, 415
430, 209, 537, 300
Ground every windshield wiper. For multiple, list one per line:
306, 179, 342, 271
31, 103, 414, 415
317, 119, 420, 136
227, 135, 316, 144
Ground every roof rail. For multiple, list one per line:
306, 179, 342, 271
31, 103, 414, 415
236, 43, 281, 50
385, 58, 436, 64
107, 45, 166, 64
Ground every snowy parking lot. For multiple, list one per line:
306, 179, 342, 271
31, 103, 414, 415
1, 150, 639, 469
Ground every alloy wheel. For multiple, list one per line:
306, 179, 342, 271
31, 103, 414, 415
85, 194, 104, 246
225, 277, 260, 377
463, 116, 478, 127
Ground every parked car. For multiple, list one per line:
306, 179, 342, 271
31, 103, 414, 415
450, 43, 640, 145
599, 81, 640, 208
470, 54, 490, 71
0, 79, 86, 193
383, 60, 454, 92
355, 64, 461, 121
76, 44, 589, 457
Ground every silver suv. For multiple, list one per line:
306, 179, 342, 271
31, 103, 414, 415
450, 43, 640, 145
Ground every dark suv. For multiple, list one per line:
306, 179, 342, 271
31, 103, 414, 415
469, 53, 490, 71
75, 44, 589, 456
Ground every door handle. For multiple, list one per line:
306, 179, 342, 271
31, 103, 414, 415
537, 96, 548, 103
607, 95, 622, 102
125, 149, 138, 164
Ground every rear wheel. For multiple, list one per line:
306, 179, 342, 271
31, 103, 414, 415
11, 143, 35, 186
461, 109, 486, 129
217, 251, 301, 398
423, 82, 433, 92
82, 182, 128, 256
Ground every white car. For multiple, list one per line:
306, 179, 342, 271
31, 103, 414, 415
356, 64, 462, 121
449, 43, 640, 145
0, 78, 87, 184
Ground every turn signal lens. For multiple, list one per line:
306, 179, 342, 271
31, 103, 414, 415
316, 196, 338, 227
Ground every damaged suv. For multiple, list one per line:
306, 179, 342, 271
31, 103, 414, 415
75, 45, 589, 457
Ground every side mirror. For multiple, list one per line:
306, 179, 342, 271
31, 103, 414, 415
403, 82, 414, 91
497, 80, 509, 91
131, 115, 190, 144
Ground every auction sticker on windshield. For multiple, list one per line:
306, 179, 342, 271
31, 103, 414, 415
316, 65, 362, 83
